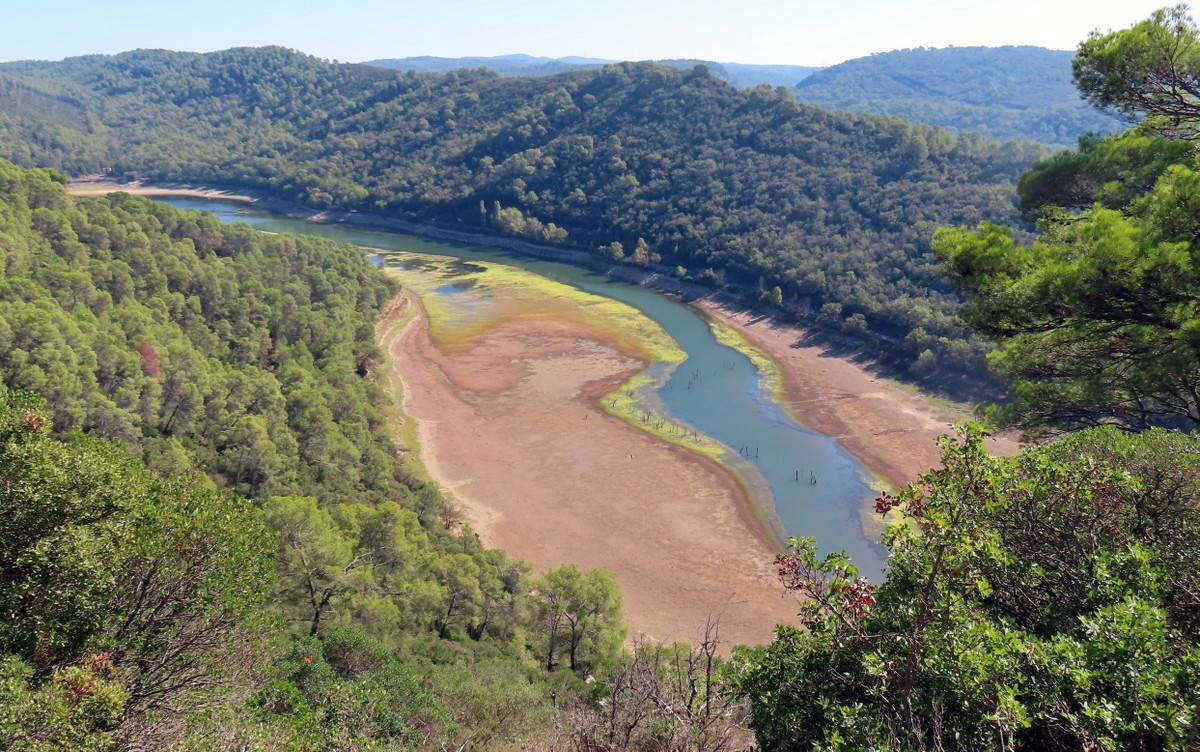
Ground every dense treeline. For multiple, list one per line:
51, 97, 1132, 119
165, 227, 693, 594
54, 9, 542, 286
0, 390, 275, 749
0, 76, 104, 174
935, 7, 1200, 436
0, 48, 1047, 379
793, 46, 1127, 146
0, 160, 399, 504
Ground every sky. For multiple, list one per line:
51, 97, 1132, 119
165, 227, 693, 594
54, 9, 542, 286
0, 0, 1172, 66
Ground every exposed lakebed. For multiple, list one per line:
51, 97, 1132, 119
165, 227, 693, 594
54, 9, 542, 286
163, 197, 889, 580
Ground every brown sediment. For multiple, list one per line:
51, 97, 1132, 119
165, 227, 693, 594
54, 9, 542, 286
67, 178, 256, 203
693, 300, 1020, 489
377, 291, 797, 648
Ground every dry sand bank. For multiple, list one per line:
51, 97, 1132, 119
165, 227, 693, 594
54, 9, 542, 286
67, 178, 256, 202
379, 292, 797, 647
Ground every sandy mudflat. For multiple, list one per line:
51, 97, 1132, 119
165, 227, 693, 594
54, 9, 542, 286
695, 301, 1019, 488
379, 292, 798, 647
67, 179, 256, 202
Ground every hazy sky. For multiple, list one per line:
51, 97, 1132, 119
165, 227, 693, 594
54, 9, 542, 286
0, 0, 1171, 66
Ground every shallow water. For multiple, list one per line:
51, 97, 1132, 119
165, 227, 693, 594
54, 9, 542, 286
164, 198, 889, 580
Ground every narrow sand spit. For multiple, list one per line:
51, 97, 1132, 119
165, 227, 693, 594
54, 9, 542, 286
694, 300, 1019, 488
379, 292, 798, 647
67, 179, 255, 202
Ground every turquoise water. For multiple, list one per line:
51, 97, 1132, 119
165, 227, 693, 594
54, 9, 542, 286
165, 198, 889, 580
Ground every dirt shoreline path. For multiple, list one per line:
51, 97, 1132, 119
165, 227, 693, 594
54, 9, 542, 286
378, 291, 796, 647
693, 301, 1019, 488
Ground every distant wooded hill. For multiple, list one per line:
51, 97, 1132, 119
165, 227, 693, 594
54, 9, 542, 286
366, 46, 1127, 145
793, 46, 1128, 145
365, 54, 822, 88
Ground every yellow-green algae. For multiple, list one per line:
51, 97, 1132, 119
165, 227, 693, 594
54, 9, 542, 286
384, 253, 681, 358
599, 372, 729, 463
380, 252, 729, 462
703, 315, 787, 404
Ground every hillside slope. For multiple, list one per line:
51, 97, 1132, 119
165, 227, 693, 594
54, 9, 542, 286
0, 47, 1046, 376
794, 46, 1126, 145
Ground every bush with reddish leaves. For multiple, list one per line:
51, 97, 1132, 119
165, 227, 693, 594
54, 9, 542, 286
134, 341, 161, 377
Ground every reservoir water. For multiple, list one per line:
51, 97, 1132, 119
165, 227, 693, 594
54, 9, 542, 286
165, 198, 889, 580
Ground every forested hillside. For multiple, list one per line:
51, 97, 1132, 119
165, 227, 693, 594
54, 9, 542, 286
794, 46, 1126, 145
0, 162, 741, 749
0, 161, 400, 504
0, 75, 104, 174
0, 47, 1046, 379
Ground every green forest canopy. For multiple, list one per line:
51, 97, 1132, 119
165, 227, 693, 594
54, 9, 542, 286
0, 48, 1048, 380
935, 5, 1200, 435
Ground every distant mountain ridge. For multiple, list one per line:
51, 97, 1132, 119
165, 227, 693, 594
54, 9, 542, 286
364, 54, 821, 88
366, 46, 1126, 145
793, 46, 1127, 145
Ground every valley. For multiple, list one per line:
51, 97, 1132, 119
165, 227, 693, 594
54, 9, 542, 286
3, 6, 1191, 743
379, 287, 792, 646
151, 193, 889, 638
78, 187, 1016, 638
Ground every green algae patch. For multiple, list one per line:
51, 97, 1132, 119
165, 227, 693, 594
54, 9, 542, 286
381, 252, 684, 363
705, 316, 787, 403
380, 251, 741, 463
600, 371, 730, 463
